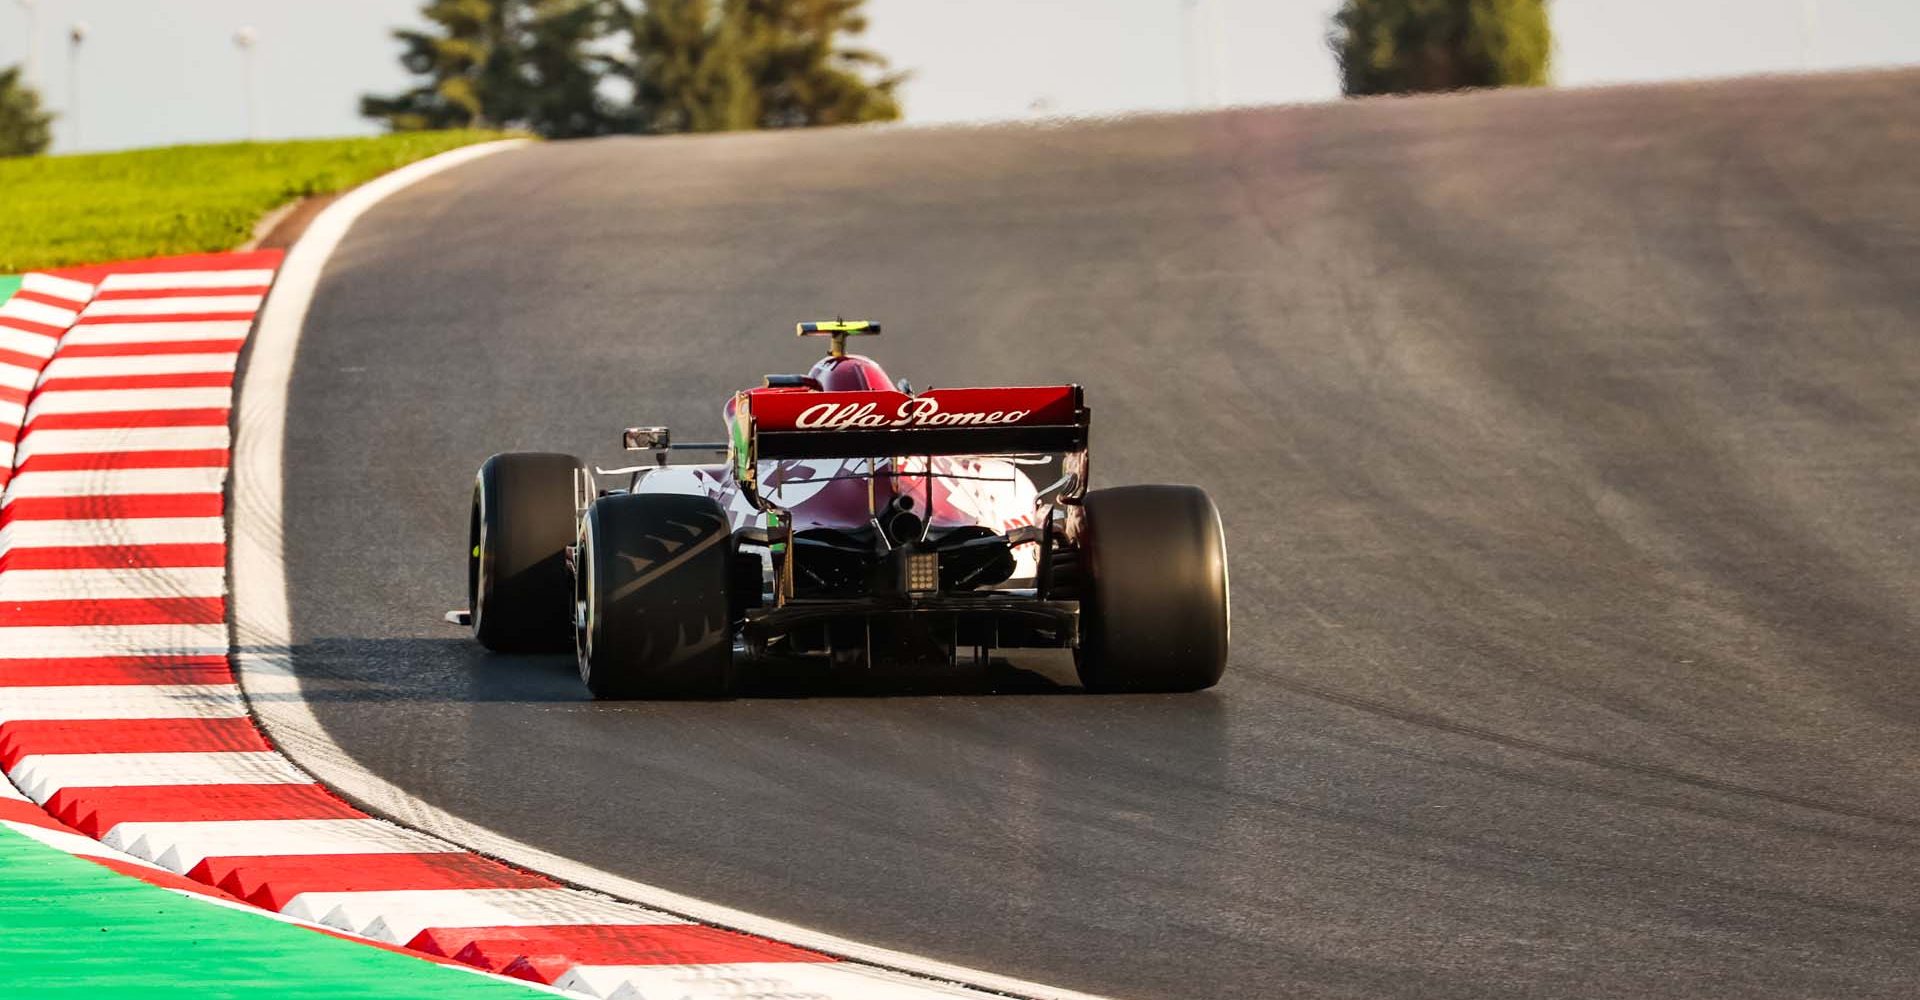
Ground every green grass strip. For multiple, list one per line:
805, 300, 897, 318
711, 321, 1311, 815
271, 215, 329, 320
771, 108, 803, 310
0, 824, 552, 999
0, 274, 20, 306
0, 131, 517, 272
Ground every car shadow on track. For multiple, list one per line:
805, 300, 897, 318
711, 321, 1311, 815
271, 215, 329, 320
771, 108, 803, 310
737, 651, 1080, 699
258, 636, 1086, 704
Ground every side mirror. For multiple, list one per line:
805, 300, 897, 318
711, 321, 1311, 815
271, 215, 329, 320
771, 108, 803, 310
623, 426, 670, 451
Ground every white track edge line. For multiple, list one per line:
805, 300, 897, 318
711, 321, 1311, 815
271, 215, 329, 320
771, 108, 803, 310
229, 138, 1110, 1000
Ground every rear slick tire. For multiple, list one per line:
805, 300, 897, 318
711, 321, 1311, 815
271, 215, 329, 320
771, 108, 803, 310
576, 492, 735, 700
469, 451, 584, 653
1074, 484, 1230, 693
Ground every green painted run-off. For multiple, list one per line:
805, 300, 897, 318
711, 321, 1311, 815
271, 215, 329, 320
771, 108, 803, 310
0, 274, 21, 306
0, 824, 552, 998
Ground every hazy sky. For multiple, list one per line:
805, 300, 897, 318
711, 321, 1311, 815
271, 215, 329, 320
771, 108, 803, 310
2, 1, 1916, 153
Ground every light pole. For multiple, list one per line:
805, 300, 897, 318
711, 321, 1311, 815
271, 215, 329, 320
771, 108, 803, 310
1801, 0, 1820, 69
234, 26, 258, 140
67, 20, 87, 151
13, 0, 36, 88
1180, 0, 1221, 109
1181, 0, 1199, 108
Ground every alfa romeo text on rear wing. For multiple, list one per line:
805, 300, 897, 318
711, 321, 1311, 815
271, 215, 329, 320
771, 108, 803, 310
735, 385, 1089, 463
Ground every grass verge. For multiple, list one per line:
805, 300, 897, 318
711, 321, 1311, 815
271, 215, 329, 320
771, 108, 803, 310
0, 131, 516, 271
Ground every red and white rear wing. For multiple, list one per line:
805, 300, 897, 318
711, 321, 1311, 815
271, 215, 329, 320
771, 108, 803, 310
741, 385, 1088, 459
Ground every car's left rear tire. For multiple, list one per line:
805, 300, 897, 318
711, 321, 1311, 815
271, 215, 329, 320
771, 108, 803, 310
576, 492, 735, 699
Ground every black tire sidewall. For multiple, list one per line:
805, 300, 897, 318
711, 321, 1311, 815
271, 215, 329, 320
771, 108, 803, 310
471, 452, 583, 652
578, 492, 735, 699
1076, 485, 1230, 692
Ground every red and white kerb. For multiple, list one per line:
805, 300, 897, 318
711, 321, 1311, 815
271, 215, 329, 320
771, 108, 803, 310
0, 252, 990, 999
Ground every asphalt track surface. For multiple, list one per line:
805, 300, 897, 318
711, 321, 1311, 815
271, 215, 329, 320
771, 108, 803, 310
280, 71, 1920, 999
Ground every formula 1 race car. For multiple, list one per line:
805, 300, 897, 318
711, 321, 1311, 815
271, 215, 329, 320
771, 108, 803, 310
459, 321, 1228, 699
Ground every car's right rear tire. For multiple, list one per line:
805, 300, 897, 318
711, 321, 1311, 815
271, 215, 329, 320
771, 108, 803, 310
1074, 484, 1230, 693
576, 492, 735, 699
470, 452, 584, 653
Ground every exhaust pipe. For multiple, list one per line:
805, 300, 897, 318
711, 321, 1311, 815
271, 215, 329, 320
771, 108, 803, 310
882, 494, 924, 547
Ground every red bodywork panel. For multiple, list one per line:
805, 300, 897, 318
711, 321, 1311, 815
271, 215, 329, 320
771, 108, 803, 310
685, 355, 1082, 540
747, 386, 1080, 434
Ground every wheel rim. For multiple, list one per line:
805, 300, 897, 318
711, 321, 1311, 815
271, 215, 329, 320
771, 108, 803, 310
575, 514, 595, 685
469, 483, 488, 637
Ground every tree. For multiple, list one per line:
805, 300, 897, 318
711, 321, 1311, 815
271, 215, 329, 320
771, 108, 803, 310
517, 0, 626, 136
366, 0, 902, 137
733, 0, 903, 128
626, 0, 903, 134
364, 0, 512, 131
364, 0, 620, 137
0, 65, 53, 158
1329, 0, 1551, 97
630, 0, 759, 133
